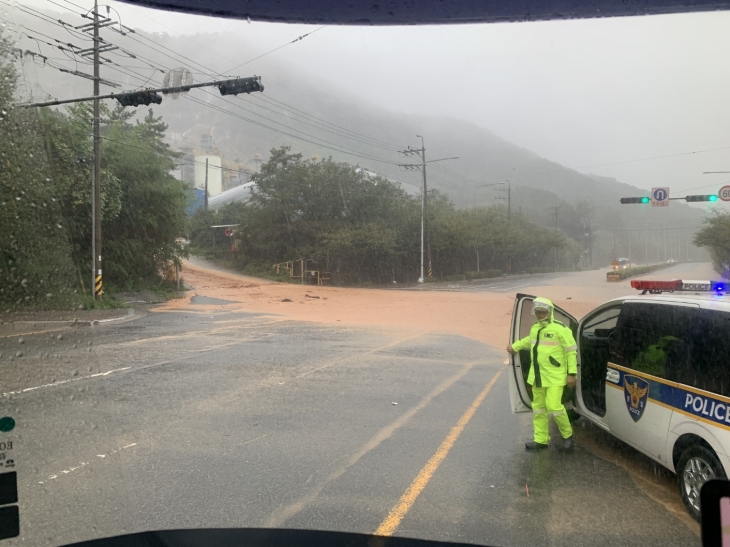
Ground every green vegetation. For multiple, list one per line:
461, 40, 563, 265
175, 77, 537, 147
191, 146, 582, 285
0, 32, 189, 310
695, 211, 730, 277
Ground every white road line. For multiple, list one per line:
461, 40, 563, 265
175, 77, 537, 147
3, 336, 267, 398
38, 443, 137, 485
2, 367, 131, 397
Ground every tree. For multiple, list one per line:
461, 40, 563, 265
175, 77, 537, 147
694, 211, 730, 276
0, 30, 78, 308
100, 108, 189, 286
0, 30, 191, 307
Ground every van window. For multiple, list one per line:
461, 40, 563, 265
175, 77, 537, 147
685, 309, 730, 397
579, 305, 622, 416
610, 303, 696, 380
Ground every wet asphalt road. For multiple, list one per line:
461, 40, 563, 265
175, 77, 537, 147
0, 300, 700, 547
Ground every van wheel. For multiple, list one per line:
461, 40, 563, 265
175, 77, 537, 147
677, 444, 726, 521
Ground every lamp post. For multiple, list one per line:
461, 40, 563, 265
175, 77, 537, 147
473, 182, 505, 272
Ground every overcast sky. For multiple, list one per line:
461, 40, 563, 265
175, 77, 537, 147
19, 1, 730, 198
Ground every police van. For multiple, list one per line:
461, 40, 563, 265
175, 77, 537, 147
508, 279, 730, 520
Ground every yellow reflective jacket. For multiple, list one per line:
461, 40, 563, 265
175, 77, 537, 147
511, 299, 578, 388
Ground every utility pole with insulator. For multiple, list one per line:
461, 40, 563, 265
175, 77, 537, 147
495, 180, 511, 225
92, 0, 102, 301
550, 206, 559, 270
397, 139, 459, 283
398, 141, 427, 283
204, 158, 209, 210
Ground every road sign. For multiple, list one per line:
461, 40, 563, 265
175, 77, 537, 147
720, 186, 730, 202
651, 187, 669, 207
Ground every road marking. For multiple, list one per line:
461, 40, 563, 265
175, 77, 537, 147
264, 357, 489, 527
37, 443, 137, 485
2, 337, 261, 398
372, 369, 503, 540
114, 320, 280, 347
0, 327, 68, 339
2, 367, 131, 397
277, 331, 428, 386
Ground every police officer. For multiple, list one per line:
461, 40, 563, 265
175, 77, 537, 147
507, 297, 577, 451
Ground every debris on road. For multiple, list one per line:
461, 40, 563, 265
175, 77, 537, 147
282, 299, 293, 302
392, 402, 398, 405
305, 294, 320, 299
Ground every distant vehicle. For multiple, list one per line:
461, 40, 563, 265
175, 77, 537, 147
611, 258, 631, 270
668, 258, 677, 264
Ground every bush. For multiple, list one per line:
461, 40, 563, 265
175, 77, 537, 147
443, 274, 467, 282
608, 262, 676, 281
465, 270, 503, 280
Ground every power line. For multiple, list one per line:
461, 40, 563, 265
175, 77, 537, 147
183, 94, 401, 166
248, 94, 402, 150
202, 26, 327, 83
10, 20, 402, 168
18, 3, 439, 179
47, 0, 406, 152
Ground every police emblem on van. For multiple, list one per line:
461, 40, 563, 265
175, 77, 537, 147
624, 375, 650, 422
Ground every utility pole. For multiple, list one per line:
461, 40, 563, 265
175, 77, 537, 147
399, 140, 426, 282
550, 206, 559, 270
398, 139, 458, 283
495, 180, 511, 272
495, 180, 511, 224
418, 135, 432, 279
92, 0, 102, 301
204, 158, 209, 210
583, 222, 593, 268
613, 231, 617, 260
473, 182, 505, 272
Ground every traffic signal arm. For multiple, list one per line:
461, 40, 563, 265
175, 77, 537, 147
620, 195, 718, 204
16, 76, 264, 109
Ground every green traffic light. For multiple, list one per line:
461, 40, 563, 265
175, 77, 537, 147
710, 195, 718, 201
641, 197, 650, 203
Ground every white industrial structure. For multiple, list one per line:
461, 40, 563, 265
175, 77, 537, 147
208, 182, 256, 210
194, 155, 223, 197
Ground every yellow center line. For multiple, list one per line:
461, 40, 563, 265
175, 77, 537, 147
372, 369, 503, 541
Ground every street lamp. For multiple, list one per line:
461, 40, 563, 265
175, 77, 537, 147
473, 182, 505, 272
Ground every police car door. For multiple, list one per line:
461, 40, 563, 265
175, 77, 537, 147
509, 294, 578, 413
606, 301, 698, 466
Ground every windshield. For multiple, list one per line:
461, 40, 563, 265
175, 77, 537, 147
2, 3, 728, 546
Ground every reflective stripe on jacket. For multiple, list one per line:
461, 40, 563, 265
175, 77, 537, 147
511, 299, 577, 388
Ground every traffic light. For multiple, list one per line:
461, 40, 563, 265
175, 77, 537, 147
115, 90, 163, 107
620, 197, 650, 204
686, 195, 718, 202
217, 77, 264, 96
